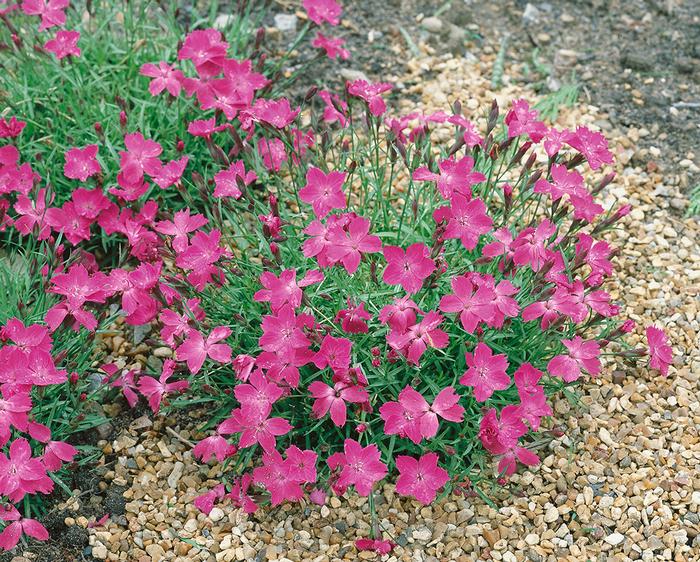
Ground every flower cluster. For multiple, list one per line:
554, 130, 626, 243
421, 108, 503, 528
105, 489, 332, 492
0, 0, 674, 551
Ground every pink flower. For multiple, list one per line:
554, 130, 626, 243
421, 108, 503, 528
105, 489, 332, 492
176, 327, 232, 374
355, 538, 395, 555
313, 335, 353, 375
646, 326, 672, 376
253, 446, 316, 505
244, 98, 300, 129
478, 405, 527, 455
63, 145, 100, 181
395, 453, 450, 505
155, 208, 207, 253
193, 484, 225, 515
497, 445, 540, 477
327, 439, 387, 496
312, 32, 350, 60
380, 386, 464, 444
259, 305, 311, 354
336, 301, 371, 333
505, 99, 547, 142
302, 0, 342, 25
512, 219, 557, 272
413, 156, 485, 199
547, 336, 601, 383
229, 474, 258, 514
103, 366, 139, 408
140, 61, 184, 97
138, 360, 190, 413
21, 0, 68, 31
326, 216, 382, 274
177, 29, 228, 78
13, 188, 51, 239
254, 269, 324, 312
119, 132, 162, 183
347, 79, 393, 117
382, 243, 435, 294
378, 296, 422, 332
299, 167, 347, 218
45, 265, 111, 332
175, 229, 227, 271
257, 138, 287, 172
308, 380, 368, 427
534, 163, 583, 202
387, 311, 448, 365
213, 160, 257, 199
318, 90, 348, 126
44, 30, 81, 59
218, 405, 292, 453
153, 156, 189, 189
187, 118, 229, 138
159, 298, 205, 346
514, 364, 552, 431
193, 435, 236, 463
0, 506, 49, 551
435, 194, 493, 250
439, 274, 496, 333
460, 342, 510, 402
566, 126, 613, 170
42, 440, 79, 471
0, 438, 53, 502
71, 187, 110, 219
234, 369, 283, 417
44, 201, 92, 245
0, 389, 31, 447
0, 117, 26, 139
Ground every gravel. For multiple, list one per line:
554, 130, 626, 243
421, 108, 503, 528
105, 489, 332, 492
35, 49, 698, 562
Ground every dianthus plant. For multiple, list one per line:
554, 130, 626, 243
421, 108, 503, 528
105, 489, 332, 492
0, 0, 674, 548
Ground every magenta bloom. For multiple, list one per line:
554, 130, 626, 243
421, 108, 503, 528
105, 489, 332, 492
505, 99, 547, 142
566, 126, 614, 170
382, 243, 436, 295
347, 79, 393, 117
440, 274, 496, 333
44, 30, 81, 59
313, 335, 353, 375
259, 305, 311, 354
234, 369, 283, 418
22, 0, 68, 31
302, 0, 342, 25
312, 32, 350, 60
254, 268, 324, 312
137, 360, 190, 413
326, 216, 382, 274
478, 405, 527, 455
245, 98, 300, 129
327, 439, 387, 496
175, 229, 227, 271
253, 450, 304, 506
646, 326, 672, 376
379, 296, 422, 332
436, 194, 493, 250
218, 406, 292, 453
63, 145, 100, 182
154, 207, 208, 253
0, 117, 26, 139
0, 438, 53, 502
213, 160, 257, 199
42, 440, 79, 472
299, 167, 347, 218
308, 381, 368, 427
0, 505, 49, 551
547, 336, 601, 383
460, 343, 510, 402
395, 453, 450, 505
176, 327, 232, 374
380, 386, 464, 444
258, 138, 287, 172
119, 132, 162, 183
413, 156, 485, 199
355, 538, 395, 555
387, 310, 449, 365
140, 61, 184, 97
336, 301, 372, 333
193, 434, 235, 463
177, 29, 228, 78
512, 219, 557, 272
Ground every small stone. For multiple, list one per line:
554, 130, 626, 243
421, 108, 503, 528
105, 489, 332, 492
525, 534, 539, 545
91, 543, 108, 559
209, 507, 225, 522
605, 532, 625, 546
153, 347, 172, 358
421, 16, 443, 33
167, 461, 185, 489
412, 526, 432, 541
544, 506, 559, 523
145, 544, 166, 562
273, 14, 297, 33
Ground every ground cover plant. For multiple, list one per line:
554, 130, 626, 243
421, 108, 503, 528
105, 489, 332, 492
0, 0, 674, 553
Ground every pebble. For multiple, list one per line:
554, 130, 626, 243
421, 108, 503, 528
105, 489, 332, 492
421, 16, 443, 33
605, 532, 626, 546
209, 507, 225, 522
